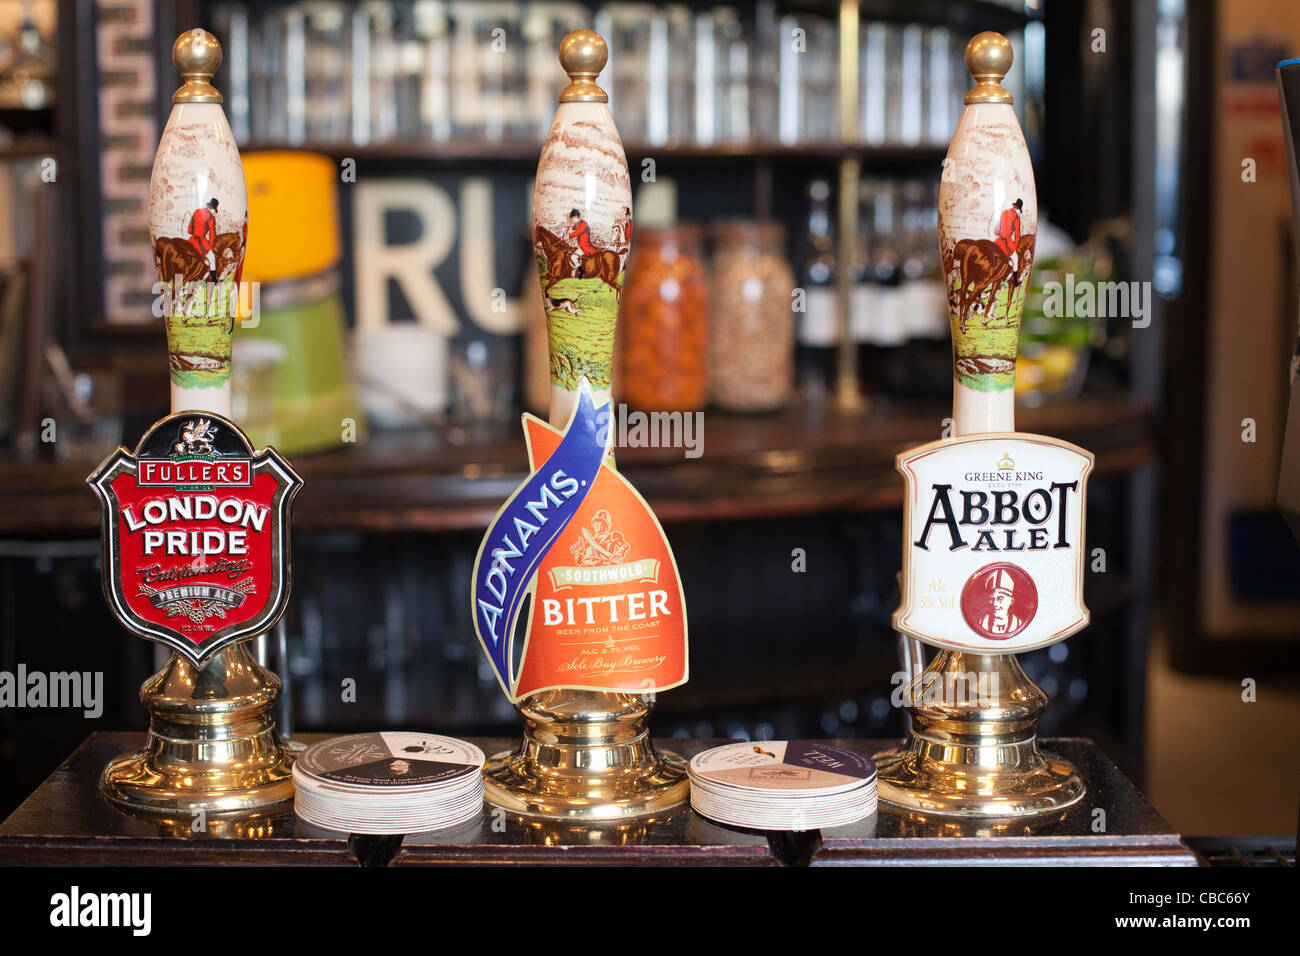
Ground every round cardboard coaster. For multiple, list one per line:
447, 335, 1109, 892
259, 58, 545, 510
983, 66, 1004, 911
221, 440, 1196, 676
292, 732, 485, 835
689, 741, 876, 795
688, 741, 877, 832
294, 732, 485, 789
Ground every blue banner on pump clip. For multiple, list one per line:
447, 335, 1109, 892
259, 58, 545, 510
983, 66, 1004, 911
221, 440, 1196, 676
471, 381, 610, 694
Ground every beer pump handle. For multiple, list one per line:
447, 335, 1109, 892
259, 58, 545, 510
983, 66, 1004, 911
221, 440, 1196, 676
150, 29, 248, 418
532, 29, 631, 432
938, 32, 1036, 437
479, 27, 690, 821
898, 32, 1040, 675
879, 32, 1089, 816
90, 30, 298, 814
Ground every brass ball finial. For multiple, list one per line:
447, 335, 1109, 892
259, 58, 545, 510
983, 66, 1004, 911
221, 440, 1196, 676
172, 28, 223, 104
558, 29, 608, 103
964, 31, 1014, 105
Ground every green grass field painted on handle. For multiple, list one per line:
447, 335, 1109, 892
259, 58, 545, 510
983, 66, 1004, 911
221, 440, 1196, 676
949, 275, 1028, 392
163, 281, 236, 390
543, 276, 622, 391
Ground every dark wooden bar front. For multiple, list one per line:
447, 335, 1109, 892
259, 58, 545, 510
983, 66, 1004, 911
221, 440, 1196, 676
0, 732, 1195, 866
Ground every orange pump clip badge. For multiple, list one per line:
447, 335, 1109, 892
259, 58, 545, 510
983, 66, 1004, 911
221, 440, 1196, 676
516, 415, 688, 700
471, 383, 688, 704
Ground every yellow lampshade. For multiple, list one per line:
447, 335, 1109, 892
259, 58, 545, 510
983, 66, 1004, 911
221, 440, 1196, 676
240, 151, 340, 283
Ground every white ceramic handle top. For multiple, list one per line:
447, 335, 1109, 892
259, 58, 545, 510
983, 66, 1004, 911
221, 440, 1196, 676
938, 31, 1037, 437
149, 29, 248, 417
531, 29, 632, 431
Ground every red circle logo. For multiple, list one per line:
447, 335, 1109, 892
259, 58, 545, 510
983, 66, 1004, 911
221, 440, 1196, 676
960, 563, 1038, 641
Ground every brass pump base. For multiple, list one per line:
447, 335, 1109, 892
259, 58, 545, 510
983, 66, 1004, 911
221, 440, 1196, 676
874, 650, 1084, 817
101, 642, 297, 814
484, 689, 688, 820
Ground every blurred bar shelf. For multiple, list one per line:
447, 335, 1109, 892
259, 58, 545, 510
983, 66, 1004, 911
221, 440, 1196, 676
769, 0, 1031, 30
0, 390, 1153, 537
0, 137, 57, 159
855, 0, 1033, 31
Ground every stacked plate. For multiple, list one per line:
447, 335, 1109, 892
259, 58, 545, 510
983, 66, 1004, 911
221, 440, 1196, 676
688, 740, 877, 832
292, 732, 485, 835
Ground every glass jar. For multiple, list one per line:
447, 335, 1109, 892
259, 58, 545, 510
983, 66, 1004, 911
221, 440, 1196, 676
617, 226, 709, 412
709, 220, 796, 411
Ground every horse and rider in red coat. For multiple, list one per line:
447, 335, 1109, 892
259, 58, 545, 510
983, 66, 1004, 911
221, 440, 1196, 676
187, 197, 220, 281
994, 198, 1023, 262
568, 208, 599, 276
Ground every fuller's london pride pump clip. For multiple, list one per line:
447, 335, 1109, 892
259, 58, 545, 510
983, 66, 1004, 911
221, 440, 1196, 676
88, 410, 301, 667
472, 379, 687, 703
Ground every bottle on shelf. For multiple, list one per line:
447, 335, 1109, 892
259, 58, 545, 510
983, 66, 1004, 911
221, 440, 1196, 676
862, 21, 904, 145
850, 177, 876, 398
414, 0, 452, 142
777, 11, 837, 144
858, 179, 906, 399
795, 178, 838, 405
896, 178, 952, 398
715, 7, 750, 144
925, 26, 955, 146
751, 1, 780, 143
303, 6, 350, 143
595, 6, 651, 143
665, 6, 695, 145
693, 9, 717, 147
860, 20, 885, 145
392, 6, 426, 140
898, 23, 926, 146
366, 1, 400, 142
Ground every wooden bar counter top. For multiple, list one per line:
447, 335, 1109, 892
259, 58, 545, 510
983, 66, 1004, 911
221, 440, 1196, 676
0, 732, 1195, 867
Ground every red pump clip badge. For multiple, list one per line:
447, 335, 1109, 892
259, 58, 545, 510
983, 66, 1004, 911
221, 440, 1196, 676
88, 411, 301, 667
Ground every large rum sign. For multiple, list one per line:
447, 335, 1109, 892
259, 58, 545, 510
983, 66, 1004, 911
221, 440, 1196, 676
894, 434, 1093, 654
89, 412, 301, 666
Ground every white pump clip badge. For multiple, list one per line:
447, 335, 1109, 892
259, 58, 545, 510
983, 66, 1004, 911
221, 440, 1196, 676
894, 433, 1093, 654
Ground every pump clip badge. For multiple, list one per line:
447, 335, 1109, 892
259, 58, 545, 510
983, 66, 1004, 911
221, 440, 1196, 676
472, 380, 688, 703
88, 411, 301, 666
894, 433, 1093, 654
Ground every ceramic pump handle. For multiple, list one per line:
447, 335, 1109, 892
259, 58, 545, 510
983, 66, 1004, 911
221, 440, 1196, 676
532, 29, 632, 432
938, 32, 1036, 437
150, 29, 248, 417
